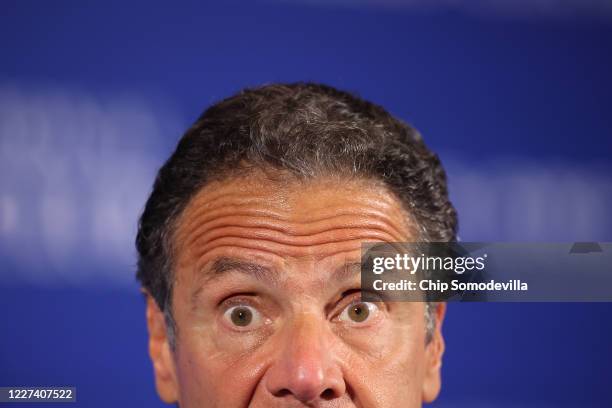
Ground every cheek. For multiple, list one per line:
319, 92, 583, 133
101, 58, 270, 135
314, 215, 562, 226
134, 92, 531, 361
174, 338, 268, 408
170, 294, 276, 405
337, 314, 427, 406
343, 342, 426, 407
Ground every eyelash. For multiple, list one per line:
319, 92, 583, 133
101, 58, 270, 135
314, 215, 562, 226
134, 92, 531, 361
337, 289, 383, 307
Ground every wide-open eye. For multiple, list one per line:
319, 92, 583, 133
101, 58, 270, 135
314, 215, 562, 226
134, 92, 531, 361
338, 301, 380, 325
223, 305, 263, 329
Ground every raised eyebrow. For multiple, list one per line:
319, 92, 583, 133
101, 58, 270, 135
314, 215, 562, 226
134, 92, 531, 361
190, 257, 278, 308
334, 261, 364, 282
205, 256, 277, 283
191, 258, 362, 306
204, 257, 361, 282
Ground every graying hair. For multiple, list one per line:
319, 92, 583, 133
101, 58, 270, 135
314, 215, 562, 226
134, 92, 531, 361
136, 83, 457, 349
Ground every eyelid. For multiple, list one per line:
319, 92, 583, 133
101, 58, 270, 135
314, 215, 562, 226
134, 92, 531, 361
219, 293, 252, 307
218, 292, 258, 307
337, 289, 384, 309
220, 296, 261, 317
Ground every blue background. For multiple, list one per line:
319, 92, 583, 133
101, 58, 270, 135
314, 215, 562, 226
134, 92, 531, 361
1, 1, 611, 407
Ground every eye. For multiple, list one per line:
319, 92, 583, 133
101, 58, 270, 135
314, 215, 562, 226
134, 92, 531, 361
338, 301, 379, 325
223, 305, 263, 329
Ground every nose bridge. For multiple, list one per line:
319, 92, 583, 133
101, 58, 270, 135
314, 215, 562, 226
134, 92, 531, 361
264, 310, 345, 402
286, 312, 325, 370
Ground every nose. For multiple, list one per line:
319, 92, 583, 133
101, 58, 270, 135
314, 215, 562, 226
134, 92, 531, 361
264, 313, 346, 403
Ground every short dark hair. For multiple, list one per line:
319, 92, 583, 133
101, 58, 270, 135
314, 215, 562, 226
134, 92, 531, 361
136, 82, 457, 324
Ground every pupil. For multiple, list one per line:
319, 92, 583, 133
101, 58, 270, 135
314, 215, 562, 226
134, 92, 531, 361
231, 307, 252, 326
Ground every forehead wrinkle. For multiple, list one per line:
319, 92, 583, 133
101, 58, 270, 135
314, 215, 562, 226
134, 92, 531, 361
173, 175, 419, 290
176, 185, 290, 229
181, 206, 409, 240
183, 222, 406, 255
187, 237, 388, 264
176, 179, 413, 238
177, 205, 412, 255
178, 199, 289, 235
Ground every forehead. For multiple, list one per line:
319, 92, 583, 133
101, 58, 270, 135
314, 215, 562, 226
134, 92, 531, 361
173, 170, 416, 279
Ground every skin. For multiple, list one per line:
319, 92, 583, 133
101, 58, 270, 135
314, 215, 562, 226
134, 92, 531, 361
145, 170, 446, 408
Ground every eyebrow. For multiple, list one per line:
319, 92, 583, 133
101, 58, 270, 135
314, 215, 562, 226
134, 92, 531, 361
207, 256, 278, 283
196, 256, 364, 288
190, 256, 364, 307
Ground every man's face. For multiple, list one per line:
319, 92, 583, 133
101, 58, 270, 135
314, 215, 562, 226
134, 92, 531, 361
146, 171, 446, 408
